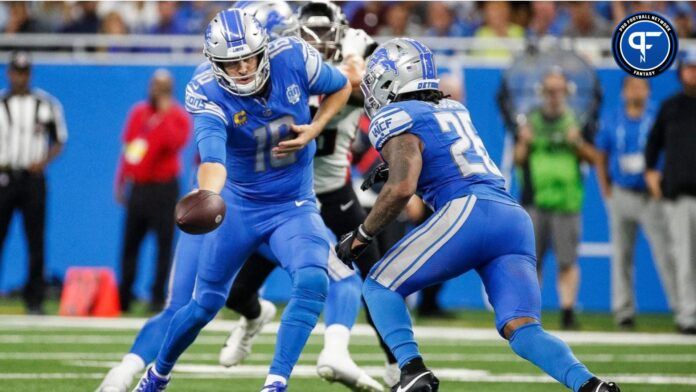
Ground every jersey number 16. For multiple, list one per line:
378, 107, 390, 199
253, 116, 297, 172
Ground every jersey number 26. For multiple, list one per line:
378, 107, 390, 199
435, 111, 502, 178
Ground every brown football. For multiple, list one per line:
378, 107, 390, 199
175, 190, 226, 234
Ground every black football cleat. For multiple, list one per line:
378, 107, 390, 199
579, 377, 621, 392
391, 369, 439, 392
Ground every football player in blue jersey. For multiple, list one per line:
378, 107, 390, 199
97, 4, 375, 392
335, 38, 621, 392
132, 8, 352, 392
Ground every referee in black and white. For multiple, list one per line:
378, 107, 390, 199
0, 51, 67, 314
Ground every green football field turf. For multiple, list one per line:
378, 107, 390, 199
0, 307, 694, 391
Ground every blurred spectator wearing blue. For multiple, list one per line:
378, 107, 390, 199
595, 77, 678, 330
527, 2, 564, 38
149, 1, 188, 35
424, 2, 472, 37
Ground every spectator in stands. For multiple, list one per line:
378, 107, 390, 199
100, 10, 132, 53
347, 1, 386, 36
377, 2, 422, 37
149, 1, 186, 35
527, 2, 559, 38
674, 9, 695, 39
564, 2, 611, 37
97, 1, 159, 34
474, 1, 524, 58
115, 69, 191, 312
33, 2, 71, 33
424, 2, 468, 37
644, 50, 696, 335
101, 11, 128, 35
3, 1, 41, 33
513, 70, 596, 330
61, 1, 100, 34
0, 52, 67, 314
595, 77, 678, 330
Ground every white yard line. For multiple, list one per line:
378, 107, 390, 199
8, 364, 694, 386
3, 352, 696, 364
1, 315, 694, 346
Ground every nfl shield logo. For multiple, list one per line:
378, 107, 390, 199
286, 84, 301, 105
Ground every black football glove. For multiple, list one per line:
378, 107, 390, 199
335, 225, 374, 269
361, 162, 389, 191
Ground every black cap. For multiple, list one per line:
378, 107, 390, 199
9, 51, 31, 71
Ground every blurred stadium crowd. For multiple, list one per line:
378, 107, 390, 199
2, 1, 696, 39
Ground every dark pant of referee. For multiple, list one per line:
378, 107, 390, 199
119, 179, 178, 312
0, 169, 46, 312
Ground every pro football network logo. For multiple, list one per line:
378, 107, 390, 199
612, 12, 678, 78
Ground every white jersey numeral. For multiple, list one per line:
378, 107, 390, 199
252, 115, 297, 172
434, 111, 502, 178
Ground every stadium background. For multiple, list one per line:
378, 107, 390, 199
0, 64, 682, 314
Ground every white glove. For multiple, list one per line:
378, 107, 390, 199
341, 28, 375, 59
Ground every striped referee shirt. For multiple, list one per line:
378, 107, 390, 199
0, 88, 67, 170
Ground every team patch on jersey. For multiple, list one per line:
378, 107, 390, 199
368, 108, 413, 150
286, 83, 301, 105
234, 110, 247, 126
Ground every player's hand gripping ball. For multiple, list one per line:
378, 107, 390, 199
175, 189, 226, 234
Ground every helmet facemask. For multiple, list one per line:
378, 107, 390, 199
299, 16, 345, 63
204, 9, 271, 96
207, 48, 270, 96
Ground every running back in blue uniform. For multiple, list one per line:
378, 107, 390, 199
138, 9, 351, 391
337, 38, 617, 392
366, 98, 537, 325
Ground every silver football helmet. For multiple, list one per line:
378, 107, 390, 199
297, 0, 347, 63
204, 8, 269, 96
233, 0, 299, 39
361, 38, 440, 118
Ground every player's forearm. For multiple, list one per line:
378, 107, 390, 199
363, 184, 413, 235
197, 162, 227, 194
311, 80, 352, 135
362, 134, 422, 235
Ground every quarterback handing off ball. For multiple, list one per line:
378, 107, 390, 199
175, 190, 226, 234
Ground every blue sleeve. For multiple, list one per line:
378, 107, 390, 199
194, 115, 227, 165
309, 63, 348, 96
368, 106, 414, 150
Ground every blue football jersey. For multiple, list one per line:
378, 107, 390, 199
185, 36, 347, 202
368, 99, 516, 210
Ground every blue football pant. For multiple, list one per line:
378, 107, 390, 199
153, 186, 330, 380
363, 196, 593, 391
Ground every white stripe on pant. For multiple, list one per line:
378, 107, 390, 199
372, 196, 477, 291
